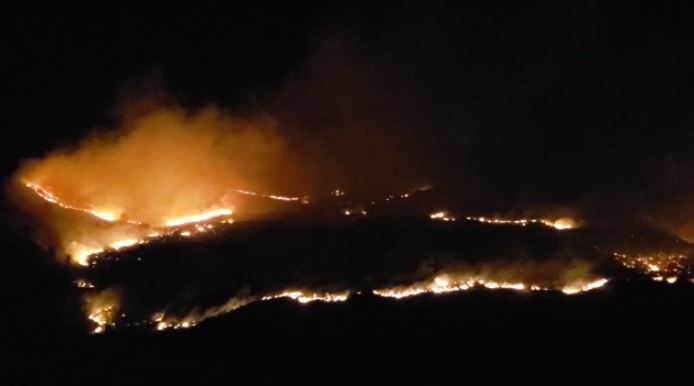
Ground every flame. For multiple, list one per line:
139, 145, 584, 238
16, 175, 308, 267
343, 209, 367, 217
164, 208, 234, 227
84, 289, 120, 334
560, 278, 609, 295
24, 182, 121, 223
374, 275, 607, 299
430, 211, 457, 222
613, 252, 692, 282
67, 242, 105, 266
152, 295, 255, 331
152, 290, 349, 331
430, 213, 577, 229
373, 263, 607, 299
232, 189, 304, 203
10, 106, 307, 266
109, 238, 140, 250
464, 216, 576, 230
261, 290, 350, 303
74, 279, 95, 288
21, 181, 240, 265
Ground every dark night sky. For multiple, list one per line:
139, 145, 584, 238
3, 1, 694, 226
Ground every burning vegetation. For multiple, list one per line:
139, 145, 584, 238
6, 102, 694, 334
9, 105, 303, 266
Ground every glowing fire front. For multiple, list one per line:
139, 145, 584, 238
12, 106, 307, 267
430, 211, 456, 222
164, 208, 234, 227
613, 252, 692, 283
261, 290, 350, 304
463, 216, 576, 230
427, 211, 577, 230
152, 290, 350, 331
84, 289, 120, 334
149, 274, 610, 333
373, 274, 608, 299
24, 182, 125, 223
21, 180, 239, 266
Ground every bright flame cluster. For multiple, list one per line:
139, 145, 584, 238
152, 290, 350, 331
84, 289, 120, 334
164, 208, 233, 227
25, 182, 125, 223
74, 279, 95, 288
464, 216, 576, 230
430, 211, 457, 222
233, 189, 306, 203
613, 252, 692, 283
428, 212, 576, 230
343, 209, 367, 217
23, 181, 238, 266
373, 274, 608, 299
261, 290, 350, 304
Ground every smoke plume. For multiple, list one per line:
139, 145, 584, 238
8, 102, 305, 264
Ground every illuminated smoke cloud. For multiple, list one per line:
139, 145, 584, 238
8, 104, 304, 265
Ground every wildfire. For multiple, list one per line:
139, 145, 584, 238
84, 289, 120, 334
10, 106, 314, 268
430, 211, 457, 222
19, 180, 243, 266
68, 243, 106, 266
613, 252, 692, 282
373, 273, 607, 299
560, 278, 609, 295
24, 182, 123, 223
153, 311, 201, 331
19, 179, 322, 266
152, 296, 256, 331
261, 290, 350, 303
152, 290, 349, 331
74, 279, 95, 288
464, 216, 576, 230
343, 209, 367, 217
164, 208, 233, 227
232, 189, 305, 203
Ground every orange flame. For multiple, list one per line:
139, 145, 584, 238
11, 105, 303, 266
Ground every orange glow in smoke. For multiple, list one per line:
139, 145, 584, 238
11, 106, 308, 266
